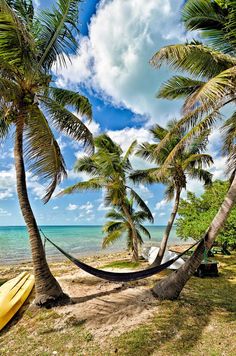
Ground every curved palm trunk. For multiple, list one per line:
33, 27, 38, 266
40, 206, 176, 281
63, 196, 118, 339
14, 117, 70, 307
122, 204, 139, 261
152, 175, 236, 300
151, 188, 181, 267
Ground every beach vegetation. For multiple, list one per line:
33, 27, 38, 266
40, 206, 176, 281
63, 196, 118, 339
102, 198, 152, 260
130, 119, 213, 266
150, 0, 236, 299
0, 252, 235, 355
60, 134, 154, 261
0, 0, 92, 306
177, 180, 236, 249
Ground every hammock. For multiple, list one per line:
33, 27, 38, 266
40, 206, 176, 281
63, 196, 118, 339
42, 232, 202, 282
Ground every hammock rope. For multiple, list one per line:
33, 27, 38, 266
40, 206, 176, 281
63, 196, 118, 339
40, 229, 203, 282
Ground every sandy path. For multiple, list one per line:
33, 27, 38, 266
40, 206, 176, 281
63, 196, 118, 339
56, 268, 163, 340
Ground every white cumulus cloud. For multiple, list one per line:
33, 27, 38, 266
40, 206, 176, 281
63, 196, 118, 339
55, 0, 185, 125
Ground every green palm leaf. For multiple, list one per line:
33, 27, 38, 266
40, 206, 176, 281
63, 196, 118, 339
59, 177, 104, 196
158, 76, 205, 100
151, 43, 236, 79
40, 97, 93, 151
48, 87, 92, 121
37, 0, 81, 69
25, 105, 67, 203
127, 187, 154, 223
102, 228, 125, 248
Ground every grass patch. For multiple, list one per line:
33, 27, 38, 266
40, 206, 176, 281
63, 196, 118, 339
101, 260, 141, 269
0, 253, 235, 355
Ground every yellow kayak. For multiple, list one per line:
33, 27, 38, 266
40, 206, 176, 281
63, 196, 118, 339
0, 272, 35, 331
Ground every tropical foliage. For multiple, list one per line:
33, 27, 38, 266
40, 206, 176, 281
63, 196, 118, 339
176, 180, 236, 248
151, 0, 236, 299
102, 199, 152, 259
60, 134, 154, 260
130, 119, 212, 265
150, 0, 236, 179
0, 0, 92, 306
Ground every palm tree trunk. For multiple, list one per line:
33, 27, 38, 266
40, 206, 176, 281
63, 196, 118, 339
152, 175, 236, 300
14, 117, 70, 307
151, 188, 181, 267
122, 204, 139, 261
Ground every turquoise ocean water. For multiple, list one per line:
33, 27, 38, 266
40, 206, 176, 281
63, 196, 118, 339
0, 225, 187, 264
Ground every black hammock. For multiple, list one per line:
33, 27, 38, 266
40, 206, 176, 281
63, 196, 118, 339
42, 231, 202, 282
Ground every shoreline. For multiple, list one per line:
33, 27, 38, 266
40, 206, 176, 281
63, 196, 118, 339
0, 243, 192, 267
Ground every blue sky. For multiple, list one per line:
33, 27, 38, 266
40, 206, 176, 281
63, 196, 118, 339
0, 0, 228, 226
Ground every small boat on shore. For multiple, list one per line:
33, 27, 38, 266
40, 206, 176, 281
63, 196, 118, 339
0, 272, 34, 331
142, 246, 185, 269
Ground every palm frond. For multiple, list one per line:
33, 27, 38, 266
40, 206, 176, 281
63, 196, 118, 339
127, 187, 154, 223
188, 168, 213, 186
182, 0, 233, 53
6, 0, 34, 28
222, 111, 236, 177
0, 115, 11, 140
129, 168, 165, 184
48, 86, 92, 121
94, 134, 122, 156
150, 124, 168, 141
102, 221, 124, 234
164, 183, 175, 201
37, 0, 81, 69
102, 229, 125, 249
40, 97, 93, 151
153, 109, 220, 180
151, 43, 236, 79
135, 142, 157, 162
105, 209, 124, 221
183, 66, 236, 113
158, 76, 205, 100
182, 153, 213, 170
74, 156, 98, 176
24, 105, 67, 203
136, 224, 151, 239
58, 177, 103, 196
0, 0, 35, 68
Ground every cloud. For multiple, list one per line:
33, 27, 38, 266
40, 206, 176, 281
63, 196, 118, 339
79, 201, 94, 213
53, 206, 59, 210
155, 199, 168, 210
0, 208, 11, 216
135, 183, 154, 199
55, 0, 185, 125
107, 127, 152, 152
66, 203, 78, 211
0, 166, 16, 200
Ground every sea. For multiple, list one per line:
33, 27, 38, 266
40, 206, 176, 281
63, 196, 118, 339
0, 225, 188, 264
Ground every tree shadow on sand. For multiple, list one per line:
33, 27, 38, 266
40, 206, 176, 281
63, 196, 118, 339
110, 256, 236, 356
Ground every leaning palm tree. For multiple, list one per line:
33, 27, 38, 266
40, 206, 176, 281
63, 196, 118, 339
103, 198, 152, 261
149, 0, 236, 299
0, 0, 93, 306
60, 134, 154, 261
130, 120, 213, 266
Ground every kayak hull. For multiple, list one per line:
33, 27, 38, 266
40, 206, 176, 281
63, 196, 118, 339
0, 272, 35, 331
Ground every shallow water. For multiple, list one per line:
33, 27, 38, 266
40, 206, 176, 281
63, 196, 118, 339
0, 225, 188, 264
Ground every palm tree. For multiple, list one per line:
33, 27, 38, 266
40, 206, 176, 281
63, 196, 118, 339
130, 120, 213, 266
60, 134, 154, 261
149, 0, 236, 299
0, 0, 93, 306
102, 198, 152, 261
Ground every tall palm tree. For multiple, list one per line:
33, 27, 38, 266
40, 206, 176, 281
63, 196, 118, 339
0, 0, 93, 306
130, 120, 213, 266
103, 199, 152, 261
150, 0, 236, 299
60, 134, 154, 261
